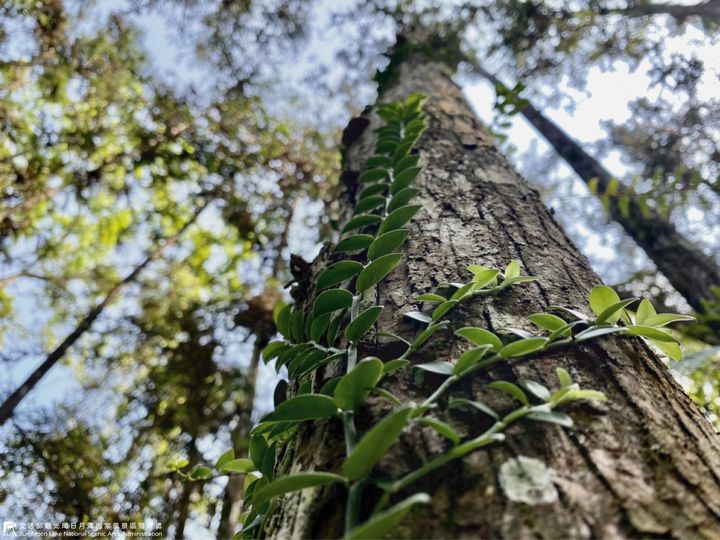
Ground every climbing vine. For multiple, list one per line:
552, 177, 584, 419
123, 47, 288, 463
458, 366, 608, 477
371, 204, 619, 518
181, 94, 694, 539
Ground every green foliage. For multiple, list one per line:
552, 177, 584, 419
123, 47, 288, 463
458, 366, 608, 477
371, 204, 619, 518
198, 95, 698, 539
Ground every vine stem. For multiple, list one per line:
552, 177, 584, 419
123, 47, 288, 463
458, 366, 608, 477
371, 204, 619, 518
344, 293, 362, 535
347, 294, 361, 371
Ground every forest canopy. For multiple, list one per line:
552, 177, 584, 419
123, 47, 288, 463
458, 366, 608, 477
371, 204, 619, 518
1, 1, 719, 539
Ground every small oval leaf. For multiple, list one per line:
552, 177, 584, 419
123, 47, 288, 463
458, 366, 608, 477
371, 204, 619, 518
316, 261, 364, 290
368, 229, 409, 261
251, 472, 348, 508
313, 289, 353, 316
377, 205, 422, 235
334, 358, 384, 410
334, 234, 374, 253
499, 337, 548, 358
356, 253, 404, 292
345, 306, 384, 342
342, 406, 414, 480
262, 394, 338, 423
342, 214, 382, 233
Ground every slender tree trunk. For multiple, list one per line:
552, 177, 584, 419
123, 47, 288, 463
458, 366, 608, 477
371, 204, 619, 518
217, 333, 266, 539
0, 203, 207, 426
602, 0, 720, 21
218, 210, 290, 538
471, 62, 720, 324
264, 51, 720, 538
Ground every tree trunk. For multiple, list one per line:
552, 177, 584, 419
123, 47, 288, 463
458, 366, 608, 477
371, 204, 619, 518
604, 0, 720, 22
0, 202, 208, 426
471, 62, 720, 325
217, 333, 267, 539
264, 52, 720, 539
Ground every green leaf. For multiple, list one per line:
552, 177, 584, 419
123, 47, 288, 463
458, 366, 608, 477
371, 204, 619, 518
556, 367, 572, 387
547, 322, 580, 341
504, 260, 521, 279
387, 187, 420, 212
589, 285, 621, 318
293, 350, 334, 379
450, 282, 475, 301
367, 229, 409, 260
276, 304, 293, 339
334, 358, 384, 410
489, 381, 528, 405
432, 300, 457, 321
377, 205, 422, 235
635, 299, 656, 325
251, 472, 348, 508
342, 406, 414, 480
527, 411, 573, 428
347, 493, 430, 540
345, 306, 384, 342
413, 321, 446, 349
290, 310, 305, 342
416, 293, 446, 303
262, 341, 287, 363
413, 360, 454, 375
595, 298, 637, 325
354, 195, 386, 215
262, 394, 337, 423
334, 234, 374, 253
367, 155, 393, 168
319, 377, 342, 396
448, 397, 499, 420
552, 389, 607, 405
651, 339, 682, 361
519, 379, 551, 401
643, 313, 695, 327
275, 343, 311, 370
383, 359, 410, 374
359, 168, 389, 183
376, 139, 398, 154
500, 337, 548, 358
342, 214, 382, 233
574, 326, 625, 340
500, 276, 538, 288
527, 313, 567, 332
394, 154, 420, 176
454, 346, 492, 374
392, 141, 414, 164
310, 313, 332, 342
626, 325, 678, 343
358, 183, 388, 200
418, 417, 460, 445
326, 312, 345, 346
274, 379, 288, 406
369, 386, 402, 405
313, 289, 353, 316
272, 300, 287, 327
455, 327, 503, 352
249, 436, 268, 470
356, 253, 404, 292
215, 449, 235, 471
548, 305, 589, 321
470, 268, 500, 288
403, 310, 432, 324
188, 465, 213, 480
316, 261, 364, 290
390, 166, 422, 194
222, 458, 256, 474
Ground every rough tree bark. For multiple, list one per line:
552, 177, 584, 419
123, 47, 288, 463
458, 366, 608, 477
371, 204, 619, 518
471, 62, 720, 323
264, 51, 720, 539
